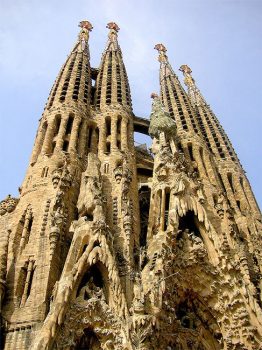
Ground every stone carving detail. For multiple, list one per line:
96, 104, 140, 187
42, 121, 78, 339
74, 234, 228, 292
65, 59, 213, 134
149, 93, 177, 140
1, 23, 262, 350
51, 168, 62, 189
112, 197, 118, 225
113, 164, 123, 183
0, 195, 18, 216
49, 163, 72, 259
78, 20, 93, 52
77, 153, 104, 223
40, 199, 51, 236
106, 22, 120, 51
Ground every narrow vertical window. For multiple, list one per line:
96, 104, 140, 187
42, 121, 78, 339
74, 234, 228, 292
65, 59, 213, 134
51, 141, 56, 154
66, 115, 74, 135
106, 117, 111, 137
62, 140, 69, 152
76, 121, 83, 153
188, 143, 194, 161
53, 115, 61, 136
41, 167, 49, 178
104, 163, 109, 174
164, 188, 170, 231
227, 173, 234, 193
86, 128, 93, 152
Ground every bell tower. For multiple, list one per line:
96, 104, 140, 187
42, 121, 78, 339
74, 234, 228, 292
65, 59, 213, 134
0, 20, 94, 349
0, 21, 261, 350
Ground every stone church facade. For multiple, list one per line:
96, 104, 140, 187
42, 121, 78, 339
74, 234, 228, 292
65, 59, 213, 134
0, 21, 261, 349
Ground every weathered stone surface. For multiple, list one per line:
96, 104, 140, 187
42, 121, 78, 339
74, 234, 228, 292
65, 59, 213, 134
0, 22, 261, 350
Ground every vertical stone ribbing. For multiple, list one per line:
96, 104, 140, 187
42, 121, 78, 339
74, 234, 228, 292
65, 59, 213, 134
94, 22, 132, 111
154, 44, 200, 135
1, 21, 262, 350
180, 64, 240, 164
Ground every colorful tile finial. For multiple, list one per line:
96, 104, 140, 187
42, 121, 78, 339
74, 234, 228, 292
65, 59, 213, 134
106, 22, 120, 32
79, 20, 93, 31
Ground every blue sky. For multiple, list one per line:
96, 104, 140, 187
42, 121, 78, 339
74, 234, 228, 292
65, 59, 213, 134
0, 0, 261, 208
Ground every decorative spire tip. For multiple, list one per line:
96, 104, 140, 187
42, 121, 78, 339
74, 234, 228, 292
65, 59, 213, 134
154, 43, 167, 53
179, 64, 192, 74
154, 44, 168, 63
79, 20, 93, 31
151, 92, 159, 99
106, 22, 120, 31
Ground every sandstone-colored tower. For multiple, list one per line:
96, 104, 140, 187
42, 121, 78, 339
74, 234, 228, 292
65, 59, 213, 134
0, 22, 261, 350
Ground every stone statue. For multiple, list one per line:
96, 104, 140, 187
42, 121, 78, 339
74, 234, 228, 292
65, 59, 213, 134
77, 153, 103, 219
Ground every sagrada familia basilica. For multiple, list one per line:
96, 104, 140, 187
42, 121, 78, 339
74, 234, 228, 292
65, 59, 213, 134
0, 21, 261, 350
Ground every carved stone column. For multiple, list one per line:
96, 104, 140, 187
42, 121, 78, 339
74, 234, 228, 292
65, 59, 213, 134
78, 120, 88, 157
242, 177, 261, 215
56, 116, 69, 150
42, 119, 56, 154
193, 146, 207, 179
69, 117, 81, 152
220, 172, 239, 214
98, 119, 106, 154
30, 124, 46, 163
20, 259, 35, 307
19, 209, 32, 252
111, 116, 117, 150
121, 119, 128, 151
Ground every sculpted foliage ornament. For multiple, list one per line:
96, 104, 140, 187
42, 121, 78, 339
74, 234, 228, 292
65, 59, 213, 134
149, 93, 177, 140
1, 21, 261, 350
0, 195, 18, 216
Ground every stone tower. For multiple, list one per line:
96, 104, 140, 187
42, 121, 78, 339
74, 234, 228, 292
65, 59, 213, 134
0, 21, 261, 350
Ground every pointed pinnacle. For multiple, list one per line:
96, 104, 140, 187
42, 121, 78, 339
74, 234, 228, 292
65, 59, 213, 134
154, 44, 168, 63
79, 20, 93, 31
105, 22, 120, 51
151, 92, 159, 99
179, 64, 192, 75
106, 22, 120, 32
78, 21, 93, 53
154, 43, 167, 53
179, 65, 196, 87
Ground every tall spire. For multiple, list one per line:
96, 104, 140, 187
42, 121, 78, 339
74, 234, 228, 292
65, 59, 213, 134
94, 22, 132, 110
30, 21, 93, 164
154, 44, 200, 135
179, 64, 240, 164
46, 20, 93, 110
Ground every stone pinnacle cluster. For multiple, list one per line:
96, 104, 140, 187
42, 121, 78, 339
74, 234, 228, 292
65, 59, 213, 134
0, 21, 261, 350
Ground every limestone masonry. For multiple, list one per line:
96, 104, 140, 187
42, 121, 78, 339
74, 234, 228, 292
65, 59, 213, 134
0, 21, 261, 350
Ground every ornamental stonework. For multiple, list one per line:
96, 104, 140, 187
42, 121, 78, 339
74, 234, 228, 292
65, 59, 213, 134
0, 21, 261, 350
